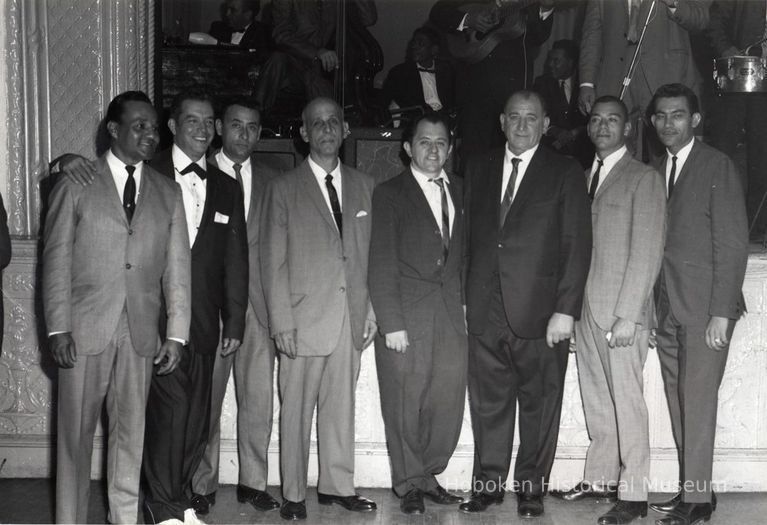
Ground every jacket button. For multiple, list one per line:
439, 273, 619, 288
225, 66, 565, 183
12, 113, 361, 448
125, 263, 131, 269
437, 259, 442, 266
339, 286, 345, 293
498, 243, 503, 248
128, 229, 133, 235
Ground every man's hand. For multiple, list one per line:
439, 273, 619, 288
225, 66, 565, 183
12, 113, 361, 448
50, 332, 77, 368
362, 319, 378, 349
275, 329, 298, 358
384, 330, 409, 353
154, 339, 183, 375
608, 318, 637, 348
578, 85, 596, 116
546, 312, 575, 348
316, 49, 339, 72
59, 154, 97, 185
705, 316, 731, 351
465, 4, 500, 33
221, 338, 242, 357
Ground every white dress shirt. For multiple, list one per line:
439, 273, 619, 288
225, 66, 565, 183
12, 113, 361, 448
216, 150, 252, 218
410, 166, 455, 234
106, 149, 143, 203
501, 143, 539, 203
417, 63, 443, 111
588, 145, 628, 193
307, 155, 343, 229
172, 144, 207, 246
663, 137, 695, 194
231, 23, 250, 45
560, 76, 572, 104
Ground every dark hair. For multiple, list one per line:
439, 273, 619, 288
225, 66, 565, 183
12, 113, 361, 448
551, 39, 579, 63
507, 89, 548, 117
412, 26, 441, 47
242, 0, 260, 17
169, 90, 216, 122
591, 95, 628, 121
105, 90, 152, 126
649, 83, 699, 115
220, 95, 262, 120
403, 111, 453, 145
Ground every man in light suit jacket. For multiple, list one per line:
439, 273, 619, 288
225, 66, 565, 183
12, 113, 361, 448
461, 90, 592, 518
260, 97, 377, 521
551, 96, 666, 525
43, 91, 191, 524
191, 97, 280, 515
648, 84, 748, 525
368, 112, 466, 515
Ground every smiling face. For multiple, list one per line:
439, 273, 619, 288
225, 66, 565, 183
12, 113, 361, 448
108, 100, 159, 165
588, 100, 631, 158
500, 93, 549, 156
216, 104, 260, 163
169, 99, 215, 161
404, 120, 452, 176
651, 96, 700, 155
300, 98, 348, 160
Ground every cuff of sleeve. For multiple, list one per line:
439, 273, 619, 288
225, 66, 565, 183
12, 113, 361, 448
167, 337, 186, 345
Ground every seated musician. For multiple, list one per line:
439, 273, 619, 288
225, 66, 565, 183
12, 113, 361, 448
381, 26, 455, 125
253, 0, 377, 115
208, 0, 270, 51
533, 39, 592, 168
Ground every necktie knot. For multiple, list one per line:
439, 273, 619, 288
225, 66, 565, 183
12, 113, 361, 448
180, 162, 207, 180
233, 163, 242, 173
125, 165, 136, 176
511, 157, 521, 168
430, 177, 445, 188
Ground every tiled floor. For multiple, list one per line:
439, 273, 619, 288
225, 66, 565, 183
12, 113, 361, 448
1, 479, 766, 524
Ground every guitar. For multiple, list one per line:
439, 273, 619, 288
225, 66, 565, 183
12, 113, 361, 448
445, 0, 540, 64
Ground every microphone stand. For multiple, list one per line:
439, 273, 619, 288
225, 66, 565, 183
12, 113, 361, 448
620, 0, 657, 100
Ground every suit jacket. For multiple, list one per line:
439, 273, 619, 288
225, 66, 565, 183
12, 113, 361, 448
579, 0, 709, 111
43, 156, 191, 356
208, 151, 279, 329
533, 74, 586, 132
382, 60, 455, 113
708, 0, 767, 57
656, 140, 748, 326
464, 145, 592, 338
151, 149, 248, 354
368, 169, 465, 341
585, 151, 666, 330
261, 158, 375, 355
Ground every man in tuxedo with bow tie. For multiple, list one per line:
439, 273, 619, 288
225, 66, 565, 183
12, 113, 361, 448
461, 90, 591, 518
208, 0, 269, 52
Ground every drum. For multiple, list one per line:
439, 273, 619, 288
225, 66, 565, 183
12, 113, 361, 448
715, 56, 767, 93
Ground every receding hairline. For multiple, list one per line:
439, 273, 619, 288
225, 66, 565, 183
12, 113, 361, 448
503, 91, 546, 114
301, 97, 344, 125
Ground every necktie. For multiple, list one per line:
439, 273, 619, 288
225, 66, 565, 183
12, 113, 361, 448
431, 178, 450, 262
560, 79, 569, 104
499, 157, 521, 228
667, 155, 678, 199
325, 173, 343, 237
233, 163, 244, 191
627, 0, 641, 43
123, 165, 136, 222
180, 162, 207, 180
589, 159, 604, 201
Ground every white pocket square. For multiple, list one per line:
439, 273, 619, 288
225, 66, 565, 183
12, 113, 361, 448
214, 212, 229, 224
355, 210, 368, 218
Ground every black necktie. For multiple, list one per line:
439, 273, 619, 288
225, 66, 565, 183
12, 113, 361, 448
667, 155, 678, 199
123, 165, 136, 222
431, 178, 450, 262
589, 159, 603, 201
560, 79, 568, 103
180, 162, 207, 180
233, 163, 244, 191
499, 157, 521, 228
325, 173, 343, 237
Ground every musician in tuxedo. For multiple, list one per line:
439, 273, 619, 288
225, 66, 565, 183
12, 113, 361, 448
550, 96, 666, 525
429, 0, 555, 157
381, 26, 455, 119
142, 91, 249, 524
260, 97, 377, 521
43, 91, 191, 524
461, 90, 591, 517
253, 0, 377, 114
209, 0, 270, 53
533, 39, 592, 168
648, 84, 748, 525
368, 112, 466, 515
190, 98, 280, 515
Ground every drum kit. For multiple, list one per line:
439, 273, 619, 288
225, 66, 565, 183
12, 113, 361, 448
714, 38, 767, 94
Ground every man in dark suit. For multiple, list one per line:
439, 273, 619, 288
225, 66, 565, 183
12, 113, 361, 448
190, 97, 280, 515
209, 0, 270, 52
461, 90, 592, 517
648, 83, 748, 525
142, 91, 249, 524
368, 112, 466, 515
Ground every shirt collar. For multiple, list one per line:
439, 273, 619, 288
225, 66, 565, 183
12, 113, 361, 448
106, 148, 143, 177
666, 137, 695, 164
307, 155, 342, 182
217, 150, 251, 171
594, 145, 628, 174
410, 165, 449, 184
505, 143, 539, 165
172, 144, 207, 174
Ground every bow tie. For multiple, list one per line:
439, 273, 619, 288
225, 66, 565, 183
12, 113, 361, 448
180, 162, 207, 180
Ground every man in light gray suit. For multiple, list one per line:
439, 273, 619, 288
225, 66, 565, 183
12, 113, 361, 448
552, 96, 666, 525
43, 91, 191, 524
260, 97, 377, 521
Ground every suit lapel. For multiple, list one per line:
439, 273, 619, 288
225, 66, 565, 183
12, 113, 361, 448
247, 155, 265, 229
194, 166, 218, 249
671, 140, 699, 203
95, 158, 131, 226
594, 151, 631, 200
489, 152, 505, 227
300, 160, 339, 234
403, 168, 443, 233
507, 147, 547, 219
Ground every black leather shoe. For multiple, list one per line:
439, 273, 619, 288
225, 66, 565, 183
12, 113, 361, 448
400, 489, 425, 515
317, 493, 377, 512
236, 485, 280, 511
458, 492, 504, 513
551, 481, 618, 502
190, 493, 212, 515
517, 493, 544, 519
598, 500, 648, 524
280, 500, 307, 521
650, 492, 717, 514
654, 502, 713, 525
423, 485, 464, 505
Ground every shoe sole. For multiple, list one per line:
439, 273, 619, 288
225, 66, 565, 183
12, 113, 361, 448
458, 500, 503, 514
317, 500, 376, 512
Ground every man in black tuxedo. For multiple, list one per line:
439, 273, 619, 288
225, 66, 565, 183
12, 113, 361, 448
209, 0, 270, 52
461, 90, 591, 518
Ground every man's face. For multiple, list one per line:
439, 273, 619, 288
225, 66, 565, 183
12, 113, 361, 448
547, 48, 574, 80
169, 99, 215, 161
225, 0, 251, 29
651, 96, 700, 154
588, 101, 630, 158
408, 33, 437, 64
108, 100, 159, 164
300, 99, 348, 158
216, 104, 261, 163
500, 94, 549, 155
404, 120, 452, 176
